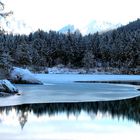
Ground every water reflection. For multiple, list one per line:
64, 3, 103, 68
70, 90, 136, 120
0, 96, 140, 129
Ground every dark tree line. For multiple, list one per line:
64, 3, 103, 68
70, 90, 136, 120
0, 19, 140, 74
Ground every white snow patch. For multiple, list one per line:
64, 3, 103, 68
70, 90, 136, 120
0, 79, 18, 93
47, 66, 86, 74
10, 67, 42, 84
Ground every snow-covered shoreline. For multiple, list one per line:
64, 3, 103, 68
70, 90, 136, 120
0, 80, 18, 96
34, 65, 140, 75
10, 67, 43, 84
0, 67, 42, 97
0, 67, 140, 105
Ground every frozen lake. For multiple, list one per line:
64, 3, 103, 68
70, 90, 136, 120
35, 74, 140, 84
0, 74, 140, 106
0, 82, 139, 106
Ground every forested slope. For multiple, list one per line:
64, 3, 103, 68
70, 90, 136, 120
0, 19, 140, 74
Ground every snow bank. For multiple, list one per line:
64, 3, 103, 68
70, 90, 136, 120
0, 80, 18, 96
1, 80, 18, 93
10, 67, 43, 84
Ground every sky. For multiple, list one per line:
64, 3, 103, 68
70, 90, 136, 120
3, 0, 140, 33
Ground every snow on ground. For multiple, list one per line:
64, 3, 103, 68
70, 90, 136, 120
46, 65, 110, 74
10, 67, 42, 84
10, 67, 140, 84
47, 67, 86, 74
0, 80, 18, 95
35, 74, 140, 84
1, 80, 18, 93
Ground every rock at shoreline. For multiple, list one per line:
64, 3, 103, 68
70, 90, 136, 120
10, 67, 43, 84
0, 80, 19, 96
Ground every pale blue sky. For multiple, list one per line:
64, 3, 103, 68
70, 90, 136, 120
4, 0, 140, 31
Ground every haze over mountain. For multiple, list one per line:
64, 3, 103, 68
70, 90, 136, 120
4, 0, 139, 35
0, 16, 32, 34
1, 15, 121, 35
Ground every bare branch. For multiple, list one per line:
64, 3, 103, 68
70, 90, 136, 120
0, 11, 13, 18
0, 1, 4, 10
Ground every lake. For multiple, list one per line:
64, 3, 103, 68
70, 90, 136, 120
0, 82, 139, 106
0, 97, 140, 140
0, 74, 140, 140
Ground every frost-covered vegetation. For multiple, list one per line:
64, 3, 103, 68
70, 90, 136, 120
0, 19, 140, 74
0, 1, 139, 76
0, 79, 18, 96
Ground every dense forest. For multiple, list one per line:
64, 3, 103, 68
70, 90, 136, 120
0, 19, 140, 74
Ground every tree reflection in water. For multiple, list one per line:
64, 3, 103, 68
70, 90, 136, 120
0, 96, 140, 129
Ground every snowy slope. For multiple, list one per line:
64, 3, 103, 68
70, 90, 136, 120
58, 24, 75, 33
81, 20, 121, 34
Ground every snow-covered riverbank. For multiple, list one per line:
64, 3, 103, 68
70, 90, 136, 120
0, 80, 18, 96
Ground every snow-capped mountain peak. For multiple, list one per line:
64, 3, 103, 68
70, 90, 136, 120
58, 24, 75, 34
81, 20, 121, 34
58, 20, 121, 35
1, 17, 121, 35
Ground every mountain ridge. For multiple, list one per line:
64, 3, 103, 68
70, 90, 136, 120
58, 20, 121, 35
1, 17, 122, 35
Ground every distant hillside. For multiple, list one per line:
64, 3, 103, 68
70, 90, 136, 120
118, 19, 140, 31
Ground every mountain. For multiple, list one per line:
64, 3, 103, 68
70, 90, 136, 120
58, 24, 75, 34
58, 20, 121, 35
2, 17, 121, 35
80, 20, 121, 34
